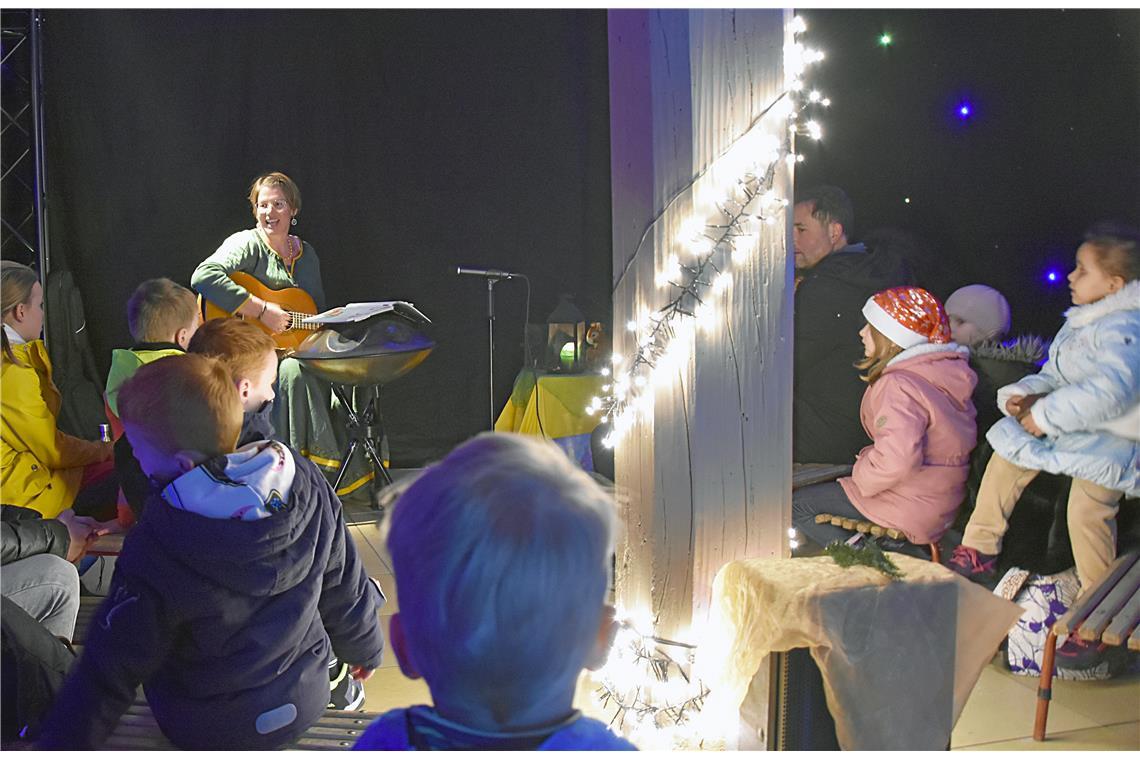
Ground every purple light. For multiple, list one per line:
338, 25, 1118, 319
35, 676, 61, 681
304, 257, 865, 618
958, 102, 972, 118
1046, 270, 1059, 283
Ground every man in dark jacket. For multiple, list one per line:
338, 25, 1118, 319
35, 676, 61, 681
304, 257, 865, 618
36, 355, 385, 750
793, 186, 913, 464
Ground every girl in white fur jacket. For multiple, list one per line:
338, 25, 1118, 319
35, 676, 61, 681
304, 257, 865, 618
950, 226, 1139, 617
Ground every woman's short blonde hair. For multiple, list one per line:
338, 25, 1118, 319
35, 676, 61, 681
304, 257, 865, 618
855, 323, 904, 384
248, 171, 302, 216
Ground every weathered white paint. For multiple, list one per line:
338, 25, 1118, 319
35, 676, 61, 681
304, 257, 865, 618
607, 8, 792, 641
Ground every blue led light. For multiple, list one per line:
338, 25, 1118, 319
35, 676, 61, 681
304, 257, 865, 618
958, 102, 972, 118
1046, 271, 1059, 283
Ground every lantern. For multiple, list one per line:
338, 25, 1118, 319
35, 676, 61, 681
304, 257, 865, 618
546, 294, 586, 372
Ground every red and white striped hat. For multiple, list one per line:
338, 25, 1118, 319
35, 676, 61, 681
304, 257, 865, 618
862, 286, 951, 349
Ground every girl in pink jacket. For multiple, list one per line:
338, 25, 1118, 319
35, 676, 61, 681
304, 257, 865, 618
792, 286, 978, 554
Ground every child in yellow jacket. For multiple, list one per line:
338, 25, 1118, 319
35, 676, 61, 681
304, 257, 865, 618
1, 261, 113, 518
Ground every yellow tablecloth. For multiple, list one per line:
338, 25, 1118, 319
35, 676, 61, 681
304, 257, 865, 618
495, 370, 607, 470
494, 370, 606, 438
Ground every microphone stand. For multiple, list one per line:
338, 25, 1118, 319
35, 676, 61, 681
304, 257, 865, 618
486, 277, 497, 429
458, 267, 522, 430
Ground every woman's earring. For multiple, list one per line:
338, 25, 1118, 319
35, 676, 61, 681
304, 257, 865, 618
291, 217, 298, 227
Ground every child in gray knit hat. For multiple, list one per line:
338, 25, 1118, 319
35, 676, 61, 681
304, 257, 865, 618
946, 284, 1011, 347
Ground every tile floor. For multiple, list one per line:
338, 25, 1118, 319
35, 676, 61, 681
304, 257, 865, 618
349, 521, 1140, 751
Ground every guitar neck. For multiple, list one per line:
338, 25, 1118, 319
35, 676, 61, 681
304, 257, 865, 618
288, 311, 322, 331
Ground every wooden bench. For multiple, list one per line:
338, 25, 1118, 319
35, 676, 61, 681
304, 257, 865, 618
1034, 550, 1140, 741
792, 463, 853, 490
73, 595, 103, 645
812, 512, 942, 564
88, 532, 125, 557
70, 604, 378, 750
102, 697, 378, 750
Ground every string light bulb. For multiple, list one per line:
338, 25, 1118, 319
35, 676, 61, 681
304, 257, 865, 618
594, 15, 828, 452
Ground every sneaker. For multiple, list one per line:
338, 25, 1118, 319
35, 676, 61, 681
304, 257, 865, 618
1054, 637, 1126, 673
328, 658, 366, 711
946, 544, 998, 584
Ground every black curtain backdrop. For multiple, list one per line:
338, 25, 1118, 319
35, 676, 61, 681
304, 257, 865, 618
796, 9, 1140, 341
41, 9, 612, 465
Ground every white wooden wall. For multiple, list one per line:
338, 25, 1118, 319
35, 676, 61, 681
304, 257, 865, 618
607, 9, 792, 640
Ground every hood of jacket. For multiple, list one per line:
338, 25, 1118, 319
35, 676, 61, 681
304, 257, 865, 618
971, 335, 1047, 366
882, 342, 977, 406
971, 335, 1047, 393
124, 442, 325, 599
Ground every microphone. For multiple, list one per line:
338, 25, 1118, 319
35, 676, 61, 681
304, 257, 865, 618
456, 266, 524, 280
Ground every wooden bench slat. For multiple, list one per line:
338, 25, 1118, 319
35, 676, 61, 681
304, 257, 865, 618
72, 596, 104, 645
103, 697, 378, 750
1081, 558, 1140, 642
1101, 590, 1140, 647
792, 464, 853, 489
1129, 625, 1140, 652
1055, 552, 1139, 637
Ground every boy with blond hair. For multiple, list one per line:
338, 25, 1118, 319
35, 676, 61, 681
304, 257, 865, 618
104, 277, 201, 418
352, 433, 635, 751
109, 279, 201, 525
38, 354, 384, 750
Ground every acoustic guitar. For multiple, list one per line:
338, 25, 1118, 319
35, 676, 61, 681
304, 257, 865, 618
200, 271, 324, 352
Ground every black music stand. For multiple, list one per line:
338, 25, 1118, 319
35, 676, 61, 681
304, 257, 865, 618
292, 308, 435, 503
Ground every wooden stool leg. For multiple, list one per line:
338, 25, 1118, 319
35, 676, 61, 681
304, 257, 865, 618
1034, 629, 1059, 741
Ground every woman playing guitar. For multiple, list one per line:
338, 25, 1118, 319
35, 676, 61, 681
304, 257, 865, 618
191, 172, 377, 500
191, 171, 325, 340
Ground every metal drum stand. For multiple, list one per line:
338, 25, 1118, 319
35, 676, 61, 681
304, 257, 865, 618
292, 309, 435, 498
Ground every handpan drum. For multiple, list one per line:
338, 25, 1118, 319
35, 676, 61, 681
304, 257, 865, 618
292, 313, 435, 386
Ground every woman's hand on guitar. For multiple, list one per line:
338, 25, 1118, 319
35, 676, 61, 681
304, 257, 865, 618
260, 302, 292, 334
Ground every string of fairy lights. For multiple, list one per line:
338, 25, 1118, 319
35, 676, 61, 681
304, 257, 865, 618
594, 615, 711, 750
589, 16, 830, 749
586, 15, 827, 455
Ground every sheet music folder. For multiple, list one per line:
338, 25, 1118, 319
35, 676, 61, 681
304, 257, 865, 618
299, 301, 431, 326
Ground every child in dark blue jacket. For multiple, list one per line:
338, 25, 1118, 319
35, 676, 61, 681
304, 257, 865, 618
37, 354, 384, 749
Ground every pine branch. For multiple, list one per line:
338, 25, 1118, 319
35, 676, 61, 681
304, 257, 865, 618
824, 540, 905, 580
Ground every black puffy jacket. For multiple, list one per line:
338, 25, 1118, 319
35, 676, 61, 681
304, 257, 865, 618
793, 243, 913, 464
1, 506, 69, 565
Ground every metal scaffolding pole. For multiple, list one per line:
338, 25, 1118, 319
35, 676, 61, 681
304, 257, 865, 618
1, 9, 51, 337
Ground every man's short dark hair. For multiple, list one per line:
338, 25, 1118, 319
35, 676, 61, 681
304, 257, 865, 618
799, 185, 854, 240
